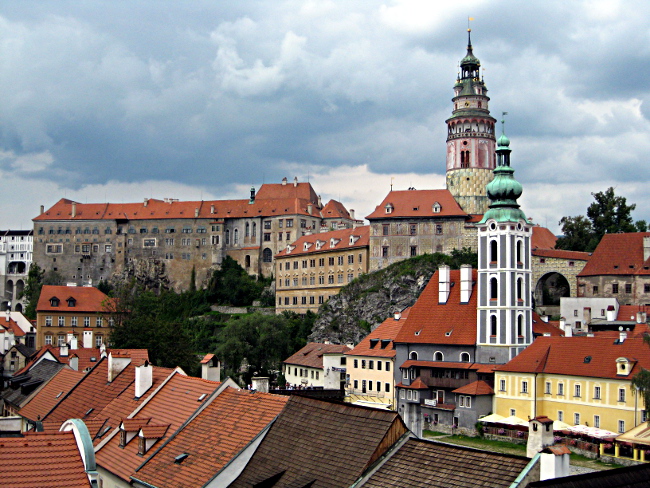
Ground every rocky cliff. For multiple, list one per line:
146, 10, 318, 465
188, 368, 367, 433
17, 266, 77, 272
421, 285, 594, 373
310, 251, 477, 344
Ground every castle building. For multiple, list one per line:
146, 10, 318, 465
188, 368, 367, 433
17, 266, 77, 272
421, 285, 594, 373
0, 230, 33, 312
32, 178, 357, 290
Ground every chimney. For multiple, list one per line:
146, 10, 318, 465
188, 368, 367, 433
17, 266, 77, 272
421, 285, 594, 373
606, 305, 616, 321
210, 204, 215, 214
438, 265, 451, 304
460, 264, 472, 303
293, 176, 298, 187
99, 343, 107, 357
394, 312, 401, 320
143, 198, 148, 207
282, 177, 287, 186
349, 209, 355, 220
71, 202, 77, 218
83, 329, 93, 349
637, 311, 647, 324
201, 354, 221, 382
135, 361, 153, 398
69, 355, 78, 371
307, 204, 312, 215
195, 208, 199, 218
644, 236, 650, 261
60, 344, 68, 357
40, 204, 44, 214
583, 307, 591, 327
70, 335, 78, 350
619, 326, 627, 343
527, 416, 555, 458
107, 352, 131, 383
252, 376, 270, 393
540, 315, 549, 323
318, 195, 322, 207
249, 186, 256, 204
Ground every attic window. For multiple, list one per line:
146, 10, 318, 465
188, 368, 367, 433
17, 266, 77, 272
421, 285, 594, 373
330, 238, 340, 247
415, 329, 421, 336
175, 453, 190, 464
50, 297, 60, 307
445, 330, 452, 337
349, 235, 360, 245
385, 204, 393, 214
84, 408, 94, 417
584, 356, 592, 364
412, 206, 419, 211
55, 391, 63, 398
433, 202, 441, 213
315, 240, 324, 250
67, 298, 76, 307
380, 340, 391, 349
369, 339, 379, 349
198, 393, 207, 401
303, 242, 312, 251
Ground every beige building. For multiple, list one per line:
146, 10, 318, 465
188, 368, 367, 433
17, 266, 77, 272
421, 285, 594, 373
35, 285, 113, 349
345, 308, 409, 410
275, 226, 369, 314
282, 342, 350, 388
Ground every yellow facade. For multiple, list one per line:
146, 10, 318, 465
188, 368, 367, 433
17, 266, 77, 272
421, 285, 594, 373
346, 355, 396, 409
494, 372, 643, 434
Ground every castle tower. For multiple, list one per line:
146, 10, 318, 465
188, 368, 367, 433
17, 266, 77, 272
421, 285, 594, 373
475, 123, 532, 364
445, 28, 497, 215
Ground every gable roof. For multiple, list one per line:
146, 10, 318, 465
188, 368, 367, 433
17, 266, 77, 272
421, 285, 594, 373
0, 431, 91, 488
283, 342, 350, 368
394, 269, 478, 345
528, 460, 650, 488
275, 226, 369, 258
36, 285, 111, 313
95, 372, 221, 482
531, 225, 558, 250
0, 315, 26, 337
132, 387, 288, 488
358, 437, 532, 488
496, 336, 650, 379
320, 199, 352, 220
365, 189, 467, 220
578, 232, 650, 277
532, 249, 591, 261
18, 367, 84, 422
452, 380, 494, 396
346, 308, 411, 358
2, 360, 68, 410
229, 396, 407, 488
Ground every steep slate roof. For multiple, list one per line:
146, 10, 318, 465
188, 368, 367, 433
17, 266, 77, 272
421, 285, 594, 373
0, 431, 91, 488
95, 372, 221, 482
19, 367, 84, 422
283, 342, 350, 368
452, 380, 494, 396
365, 189, 468, 220
528, 461, 650, 487
358, 438, 531, 488
531, 225, 558, 250
394, 269, 478, 345
132, 387, 289, 488
229, 395, 407, 488
578, 232, 650, 277
496, 336, 650, 379
346, 308, 411, 358
275, 226, 369, 258
2, 360, 67, 409
36, 285, 111, 313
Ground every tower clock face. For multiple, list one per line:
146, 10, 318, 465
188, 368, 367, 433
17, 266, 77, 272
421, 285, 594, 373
464, 101, 470, 107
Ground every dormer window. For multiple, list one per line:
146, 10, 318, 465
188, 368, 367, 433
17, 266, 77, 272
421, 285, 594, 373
330, 238, 340, 248
315, 240, 324, 250
49, 297, 60, 307
385, 203, 393, 214
433, 202, 441, 213
349, 235, 360, 245
303, 242, 312, 251
67, 297, 76, 307
616, 357, 633, 376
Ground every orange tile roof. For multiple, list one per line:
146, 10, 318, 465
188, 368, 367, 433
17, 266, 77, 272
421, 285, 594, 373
496, 336, 650, 379
532, 249, 591, 261
283, 342, 350, 368
37, 285, 112, 313
617, 305, 648, 322
400, 360, 477, 370
533, 312, 564, 337
346, 308, 411, 358
366, 189, 468, 220
321, 199, 352, 220
275, 226, 369, 258
396, 377, 428, 389
133, 387, 289, 488
19, 368, 84, 422
200, 353, 215, 364
254, 181, 318, 204
95, 372, 221, 482
531, 226, 558, 250
0, 316, 26, 336
140, 424, 170, 439
578, 232, 650, 277
452, 380, 494, 396
394, 269, 478, 345
0, 431, 91, 488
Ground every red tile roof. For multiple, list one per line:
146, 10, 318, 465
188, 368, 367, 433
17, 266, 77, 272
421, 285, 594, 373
95, 372, 221, 482
578, 232, 650, 277
275, 226, 369, 258
133, 387, 289, 488
0, 316, 26, 336
37, 285, 112, 313
140, 424, 170, 439
452, 380, 494, 396
394, 269, 478, 345
346, 308, 411, 358
496, 336, 650, 379
0, 431, 91, 488
283, 342, 350, 368
321, 199, 352, 220
19, 368, 84, 422
200, 353, 215, 364
366, 189, 467, 220
532, 249, 591, 261
533, 313, 564, 337
400, 360, 477, 370
396, 377, 428, 389
13, 346, 61, 377
531, 226, 558, 250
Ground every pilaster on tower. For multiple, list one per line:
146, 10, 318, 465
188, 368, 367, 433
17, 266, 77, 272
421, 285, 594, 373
445, 29, 497, 215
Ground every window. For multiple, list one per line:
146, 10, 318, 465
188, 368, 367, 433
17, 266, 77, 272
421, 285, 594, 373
337, 256, 343, 265
409, 223, 417, 235
233, 229, 239, 244
574, 413, 580, 425
96, 335, 103, 347
361, 360, 366, 369
382, 246, 389, 258
263, 220, 271, 230
574, 384, 581, 397
348, 255, 354, 264
594, 386, 601, 399
410, 246, 417, 257
594, 415, 600, 428
510, 409, 516, 417
45, 335, 52, 345
386, 362, 390, 372
328, 257, 335, 266
612, 283, 619, 294
58, 335, 65, 346
71, 317, 78, 327
385, 383, 390, 392
263, 233, 271, 242
45, 316, 52, 327
490, 315, 497, 336
286, 219, 293, 228
625, 283, 632, 294
57, 316, 64, 327
96, 317, 103, 327
328, 275, 334, 284
143, 238, 156, 247
382, 224, 389, 236
645, 284, 650, 293
522, 381, 528, 394
83, 316, 90, 327
369, 360, 374, 370
619, 388, 626, 402
377, 361, 382, 371
499, 379, 506, 392
558, 383, 564, 396
262, 248, 273, 263
490, 278, 498, 300
545, 382, 551, 394
318, 276, 325, 285
105, 244, 113, 253
318, 258, 325, 267
434, 351, 443, 361
593, 285, 599, 294
618, 420, 625, 433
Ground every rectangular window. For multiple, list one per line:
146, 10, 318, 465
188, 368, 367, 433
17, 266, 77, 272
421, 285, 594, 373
558, 410, 563, 422
328, 257, 335, 266
96, 317, 103, 327
382, 224, 389, 236
382, 246, 389, 258
410, 246, 417, 257
309, 296, 314, 304
574, 413, 580, 425
293, 261, 299, 270
71, 316, 78, 327
409, 223, 417, 236
510, 409, 516, 417
545, 382, 551, 394
348, 255, 354, 264
328, 275, 334, 284
361, 360, 366, 369
84, 316, 90, 327
96, 335, 103, 347
645, 284, 650, 293
377, 361, 382, 371
574, 384, 581, 397
558, 383, 564, 396
337, 256, 343, 266
318, 296, 324, 304
625, 283, 632, 294
369, 360, 374, 370
435, 224, 443, 235
594, 386, 601, 399
310, 259, 315, 267
318, 258, 325, 267
619, 388, 626, 402
45, 335, 52, 345
58, 316, 65, 327
58, 335, 65, 346
522, 381, 528, 394
263, 233, 271, 242
278, 233, 283, 241
353, 359, 358, 368
593, 285, 598, 294
286, 219, 293, 228
263, 221, 271, 229
385, 383, 390, 392
337, 274, 343, 283
309, 276, 315, 285
143, 238, 156, 247
318, 276, 325, 285
612, 283, 619, 294
292, 297, 298, 305
499, 379, 506, 392
618, 420, 625, 433
45, 316, 52, 327
385, 362, 390, 372
301, 296, 306, 305
594, 415, 600, 428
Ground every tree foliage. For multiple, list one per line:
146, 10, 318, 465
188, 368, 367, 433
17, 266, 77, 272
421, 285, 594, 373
19, 264, 64, 319
557, 187, 644, 252
207, 256, 272, 306
631, 334, 650, 422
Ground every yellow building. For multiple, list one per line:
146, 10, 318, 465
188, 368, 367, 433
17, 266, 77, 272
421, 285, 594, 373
494, 334, 649, 435
275, 226, 369, 314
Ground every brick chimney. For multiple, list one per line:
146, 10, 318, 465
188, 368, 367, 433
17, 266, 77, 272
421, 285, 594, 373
438, 265, 451, 304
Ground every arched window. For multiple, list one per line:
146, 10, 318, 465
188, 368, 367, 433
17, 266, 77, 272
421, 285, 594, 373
490, 315, 498, 336
490, 240, 498, 263
225, 229, 230, 244
234, 229, 239, 244
252, 222, 257, 237
490, 277, 498, 300
460, 352, 470, 362
245, 255, 251, 268
517, 278, 523, 301
262, 248, 273, 263
517, 315, 524, 337
245, 222, 250, 237
516, 240, 523, 264
409, 351, 418, 360
434, 352, 444, 361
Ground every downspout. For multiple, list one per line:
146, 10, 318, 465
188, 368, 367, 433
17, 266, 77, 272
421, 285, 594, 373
533, 372, 538, 419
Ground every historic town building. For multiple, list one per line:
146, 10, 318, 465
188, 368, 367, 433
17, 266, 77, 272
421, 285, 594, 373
0, 230, 33, 312
32, 178, 357, 290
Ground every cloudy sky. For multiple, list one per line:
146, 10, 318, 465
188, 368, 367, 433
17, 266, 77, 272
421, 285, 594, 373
1, 0, 649, 232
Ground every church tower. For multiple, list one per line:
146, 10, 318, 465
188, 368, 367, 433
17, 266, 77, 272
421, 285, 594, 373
445, 29, 496, 215
475, 122, 532, 364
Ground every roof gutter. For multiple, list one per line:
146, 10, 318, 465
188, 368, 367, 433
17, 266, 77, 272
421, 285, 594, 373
509, 453, 540, 488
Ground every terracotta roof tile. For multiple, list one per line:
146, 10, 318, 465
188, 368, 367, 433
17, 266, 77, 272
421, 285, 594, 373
394, 269, 478, 345
533, 313, 564, 337
0, 431, 91, 488
200, 353, 215, 364
532, 249, 591, 261
37, 285, 112, 313
140, 424, 170, 439
396, 377, 428, 389
283, 342, 350, 368
133, 387, 288, 488
366, 189, 467, 220
0, 316, 26, 336
19, 368, 84, 422
321, 199, 351, 220
452, 380, 494, 396
2, 360, 68, 410
275, 226, 369, 258
346, 308, 410, 358
531, 226, 558, 250
578, 232, 650, 277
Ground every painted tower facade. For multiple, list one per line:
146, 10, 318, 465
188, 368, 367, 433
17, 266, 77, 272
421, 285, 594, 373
445, 30, 497, 215
476, 129, 532, 364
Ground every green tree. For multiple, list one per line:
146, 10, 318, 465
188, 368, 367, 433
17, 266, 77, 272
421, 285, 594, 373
556, 215, 595, 252
207, 256, 269, 306
632, 335, 650, 424
20, 263, 45, 320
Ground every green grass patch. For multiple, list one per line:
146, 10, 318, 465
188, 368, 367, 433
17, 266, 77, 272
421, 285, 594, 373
422, 430, 448, 437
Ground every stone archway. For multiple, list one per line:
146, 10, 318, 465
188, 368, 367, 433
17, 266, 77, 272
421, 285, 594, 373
535, 272, 571, 307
